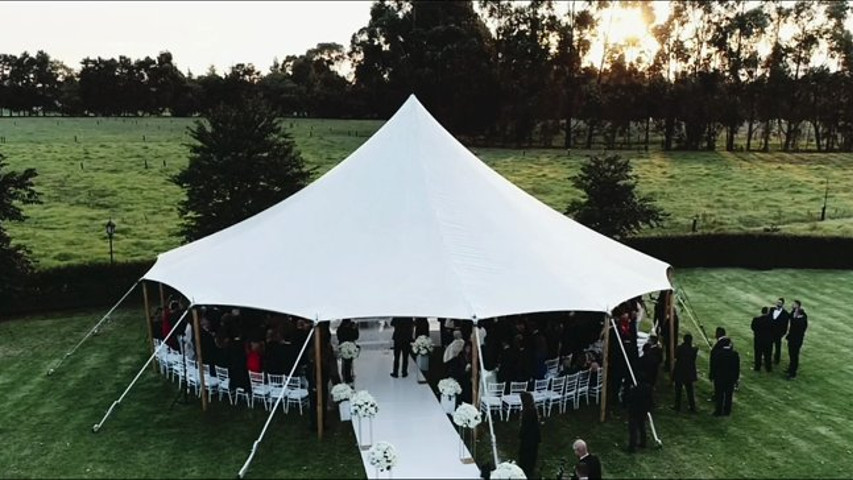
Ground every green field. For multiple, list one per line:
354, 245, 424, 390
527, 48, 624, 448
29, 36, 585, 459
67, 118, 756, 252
2, 117, 853, 268
2, 268, 851, 478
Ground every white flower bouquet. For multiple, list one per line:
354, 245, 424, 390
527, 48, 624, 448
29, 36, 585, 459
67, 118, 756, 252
491, 461, 527, 479
438, 377, 462, 397
339, 341, 360, 360
367, 441, 398, 472
350, 390, 379, 418
331, 383, 354, 402
452, 402, 481, 429
411, 335, 434, 356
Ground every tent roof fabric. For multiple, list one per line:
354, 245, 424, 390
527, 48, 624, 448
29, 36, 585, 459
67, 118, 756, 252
143, 95, 672, 322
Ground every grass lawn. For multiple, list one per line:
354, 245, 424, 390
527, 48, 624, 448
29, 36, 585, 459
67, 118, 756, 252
2, 117, 853, 268
2, 268, 852, 478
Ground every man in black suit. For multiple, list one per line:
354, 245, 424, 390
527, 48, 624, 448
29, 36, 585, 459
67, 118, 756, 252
751, 307, 773, 372
769, 298, 790, 365
711, 338, 740, 416
708, 327, 727, 402
390, 317, 414, 378
625, 379, 653, 452
672, 333, 698, 413
786, 300, 809, 379
639, 336, 663, 389
571, 439, 602, 480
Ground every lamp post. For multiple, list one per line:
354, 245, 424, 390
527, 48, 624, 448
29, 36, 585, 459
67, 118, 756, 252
105, 219, 116, 264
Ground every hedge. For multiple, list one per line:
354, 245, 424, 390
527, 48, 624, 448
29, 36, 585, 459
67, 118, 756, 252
2, 234, 852, 318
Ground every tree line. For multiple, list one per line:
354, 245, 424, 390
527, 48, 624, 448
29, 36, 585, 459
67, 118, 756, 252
1, 0, 852, 152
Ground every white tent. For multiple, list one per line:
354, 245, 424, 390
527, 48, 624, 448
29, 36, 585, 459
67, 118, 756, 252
142, 95, 672, 322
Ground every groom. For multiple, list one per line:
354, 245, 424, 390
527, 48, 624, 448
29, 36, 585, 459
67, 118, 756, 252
390, 317, 414, 378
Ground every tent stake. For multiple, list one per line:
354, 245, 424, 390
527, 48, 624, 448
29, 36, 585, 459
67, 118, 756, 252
237, 327, 316, 478
48, 280, 140, 376
92, 306, 192, 433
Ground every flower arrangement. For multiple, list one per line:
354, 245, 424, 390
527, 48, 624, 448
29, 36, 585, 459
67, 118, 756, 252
367, 441, 398, 472
411, 335, 434, 356
331, 383, 354, 402
339, 341, 360, 360
350, 390, 379, 418
491, 461, 527, 479
438, 377, 462, 397
452, 402, 482, 429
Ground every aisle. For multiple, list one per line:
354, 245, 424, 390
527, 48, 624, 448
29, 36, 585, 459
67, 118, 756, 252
350, 342, 480, 478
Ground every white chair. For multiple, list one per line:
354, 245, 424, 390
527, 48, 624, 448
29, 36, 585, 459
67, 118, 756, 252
214, 366, 233, 404
589, 369, 604, 404
267, 373, 286, 411
545, 358, 560, 378
544, 375, 566, 416
530, 378, 550, 417
563, 372, 580, 411
285, 376, 309, 415
249, 371, 271, 409
480, 381, 505, 422
576, 369, 591, 406
202, 364, 220, 401
502, 381, 528, 421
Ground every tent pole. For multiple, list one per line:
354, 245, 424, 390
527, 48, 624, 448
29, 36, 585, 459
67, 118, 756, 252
600, 312, 611, 422
610, 317, 663, 447
237, 327, 316, 478
472, 319, 480, 409
314, 322, 324, 440
48, 280, 140, 376
159, 283, 166, 310
667, 290, 676, 378
474, 325, 500, 467
142, 282, 156, 373
93, 306, 192, 432
192, 308, 207, 411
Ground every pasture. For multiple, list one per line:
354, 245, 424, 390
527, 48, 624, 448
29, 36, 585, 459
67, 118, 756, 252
1, 117, 853, 268
1, 268, 851, 478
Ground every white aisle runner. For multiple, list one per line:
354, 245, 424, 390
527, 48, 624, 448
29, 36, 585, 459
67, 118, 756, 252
350, 346, 480, 479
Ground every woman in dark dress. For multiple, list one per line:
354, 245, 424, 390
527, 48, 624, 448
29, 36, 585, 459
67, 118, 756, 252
518, 391, 541, 478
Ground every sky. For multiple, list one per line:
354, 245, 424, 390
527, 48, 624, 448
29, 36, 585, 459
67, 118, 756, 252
1, 1, 374, 75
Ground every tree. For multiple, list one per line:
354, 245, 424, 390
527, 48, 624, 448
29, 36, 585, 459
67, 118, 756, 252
565, 153, 666, 238
172, 96, 313, 241
0, 152, 40, 298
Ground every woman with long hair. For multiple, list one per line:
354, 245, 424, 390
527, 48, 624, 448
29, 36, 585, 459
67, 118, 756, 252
518, 391, 541, 478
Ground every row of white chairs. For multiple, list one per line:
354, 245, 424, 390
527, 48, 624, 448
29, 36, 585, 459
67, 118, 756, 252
480, 368, 603, 422
152, 340, 310, 414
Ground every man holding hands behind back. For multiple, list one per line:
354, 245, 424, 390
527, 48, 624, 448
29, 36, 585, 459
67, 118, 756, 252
770, 298, 789, 365
786, 300, 808, 380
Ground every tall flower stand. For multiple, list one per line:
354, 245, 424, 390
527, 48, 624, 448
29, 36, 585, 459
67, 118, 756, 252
441, 394, 456, 414
339, 400, 352, 422
357, 415, 374, 451
457, 426, 476, 464
416, 355, 429, 384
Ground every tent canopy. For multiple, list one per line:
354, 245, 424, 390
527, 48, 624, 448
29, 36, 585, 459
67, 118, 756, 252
143, 95, 672, 322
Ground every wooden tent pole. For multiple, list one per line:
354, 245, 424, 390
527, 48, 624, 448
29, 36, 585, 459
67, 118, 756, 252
472, 321, 480, 408
668, 290, 676, 378
600, 312, 611, 422
142, 282, 155, 372
192, 308, 207, 411
314, 324, 324, 440
159, 283, 166, 309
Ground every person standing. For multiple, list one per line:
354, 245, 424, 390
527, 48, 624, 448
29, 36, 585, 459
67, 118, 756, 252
786, 300, 809, 380
770, 298, 790, 365
708, 327, 728, 402
337, 319, 359, 384
639, 336, 663, 389
390, 317, 414, 378
751, 307, 773, 372
571, 439, 602, 480
625, 380, 653, 452
672, 333, 698, 413
517, 391, 541, 479
711, 338, 740, 416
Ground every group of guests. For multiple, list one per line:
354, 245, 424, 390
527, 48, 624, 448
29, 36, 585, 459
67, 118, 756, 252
751, 298, 809, 379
